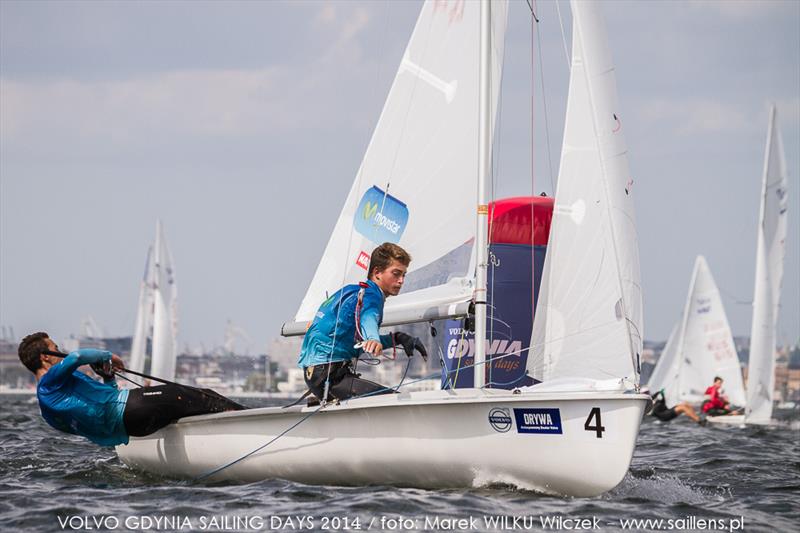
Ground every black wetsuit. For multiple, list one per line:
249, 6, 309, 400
650, 391, 679, 422
123, 384, 246, 436
303, 360, 393, 403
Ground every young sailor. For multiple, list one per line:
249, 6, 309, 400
18, 331, 245, 447
702, 376, 734, 416
650, 389, 705, 425
298, 242, 428, 402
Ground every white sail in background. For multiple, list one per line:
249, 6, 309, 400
646, 323, 680, 404
746, 105, 789, 424
528, 0, 642, 384
129, 245, 155, 374
150, 221, 178, 381
649, 256, 745, 406
128, 221, 178, 380
293, 0, 508, 324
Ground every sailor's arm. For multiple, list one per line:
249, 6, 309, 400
358, 291, 393, 352
45, 349, 114, 385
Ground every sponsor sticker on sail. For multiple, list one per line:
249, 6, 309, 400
353, 186, 409, 244
356, 251, 370, 270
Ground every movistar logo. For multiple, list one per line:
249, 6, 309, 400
353, 185, 409, 244
362, 200, 402, 235
363, 201, 378, 221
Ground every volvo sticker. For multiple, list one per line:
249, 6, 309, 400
488, 407, 512, 433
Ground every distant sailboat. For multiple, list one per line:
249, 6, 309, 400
128, 221, 178, 381
696, 105, 788, 428
647, 256, 746, 408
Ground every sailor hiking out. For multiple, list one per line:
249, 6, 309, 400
18, 331, 245, 446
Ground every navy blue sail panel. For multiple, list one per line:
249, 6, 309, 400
442, 243, 547, 389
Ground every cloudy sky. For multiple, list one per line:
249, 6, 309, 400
1, 0, 798, 354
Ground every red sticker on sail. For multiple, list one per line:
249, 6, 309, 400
356, 251, 370, 270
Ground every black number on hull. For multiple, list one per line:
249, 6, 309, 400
584, 407, 605, 438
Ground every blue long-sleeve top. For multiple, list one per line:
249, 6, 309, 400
36, 349, 129, 446
298, 279, 393, 368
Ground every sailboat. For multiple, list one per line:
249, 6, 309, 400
117, 0, 649, 497
707, 105, 789, 427
128, 220, 179, 382
647, 256, 746, 410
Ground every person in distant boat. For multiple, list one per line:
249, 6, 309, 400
702, 376, 733, 416
18, 332, 246, 447
650, 389, 705, 425
298, 242, 428, 403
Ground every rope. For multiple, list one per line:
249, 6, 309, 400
555, 0, 570, 71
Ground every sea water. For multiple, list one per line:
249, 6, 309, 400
1, 394, 797, 532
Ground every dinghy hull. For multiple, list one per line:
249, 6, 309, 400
117, 389, 648, 497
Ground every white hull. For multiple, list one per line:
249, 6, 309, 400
117, 389, 649, 497
706, 414, 782, 428
706, 414, 745, 427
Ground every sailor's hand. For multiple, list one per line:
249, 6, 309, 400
393, 332, 428, 361
110, 354, 125, 371
362, 339, 383, 355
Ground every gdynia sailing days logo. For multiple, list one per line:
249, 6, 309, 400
353, 186, 409, 244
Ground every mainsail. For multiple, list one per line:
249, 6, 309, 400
528, 0, 642, 384
648, 256, 746, 407
129, 221, 178, 381
746, 104, 789, 424
287, 0, 508, 332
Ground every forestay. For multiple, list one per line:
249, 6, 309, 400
291, 0, 508, 328
746, 105, 789, 424
528, 0, 642, 384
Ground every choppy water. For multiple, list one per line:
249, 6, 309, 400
1, 394, 798, 532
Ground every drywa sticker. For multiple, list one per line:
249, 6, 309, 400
353, 186, 408, 244
513, 408, 563, 434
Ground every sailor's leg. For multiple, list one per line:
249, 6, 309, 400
303, 362, 348, 401
330, 369, 395, 401
674, 403, 700, 422
123, 384, 245, 437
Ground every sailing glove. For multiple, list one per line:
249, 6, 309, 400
393, 332, 428, 361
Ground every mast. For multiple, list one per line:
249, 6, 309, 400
474, 0, 492, 389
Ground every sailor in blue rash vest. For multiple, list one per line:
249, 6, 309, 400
298, 242, 428, 402
18, 332, 245, 446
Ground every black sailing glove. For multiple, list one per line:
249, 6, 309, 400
90, 360, 115, 381
393, 332, 428, 361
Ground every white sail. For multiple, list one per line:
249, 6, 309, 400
746, 104, 789, 424
129, 245, 155, 374
528, 0, 642, 384
675, 257, 745, 405
292, 0, 508, 324
150, 221, 179, 381
646, 323, 680, 405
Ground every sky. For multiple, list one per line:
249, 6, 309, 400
1, 0, 798, 354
